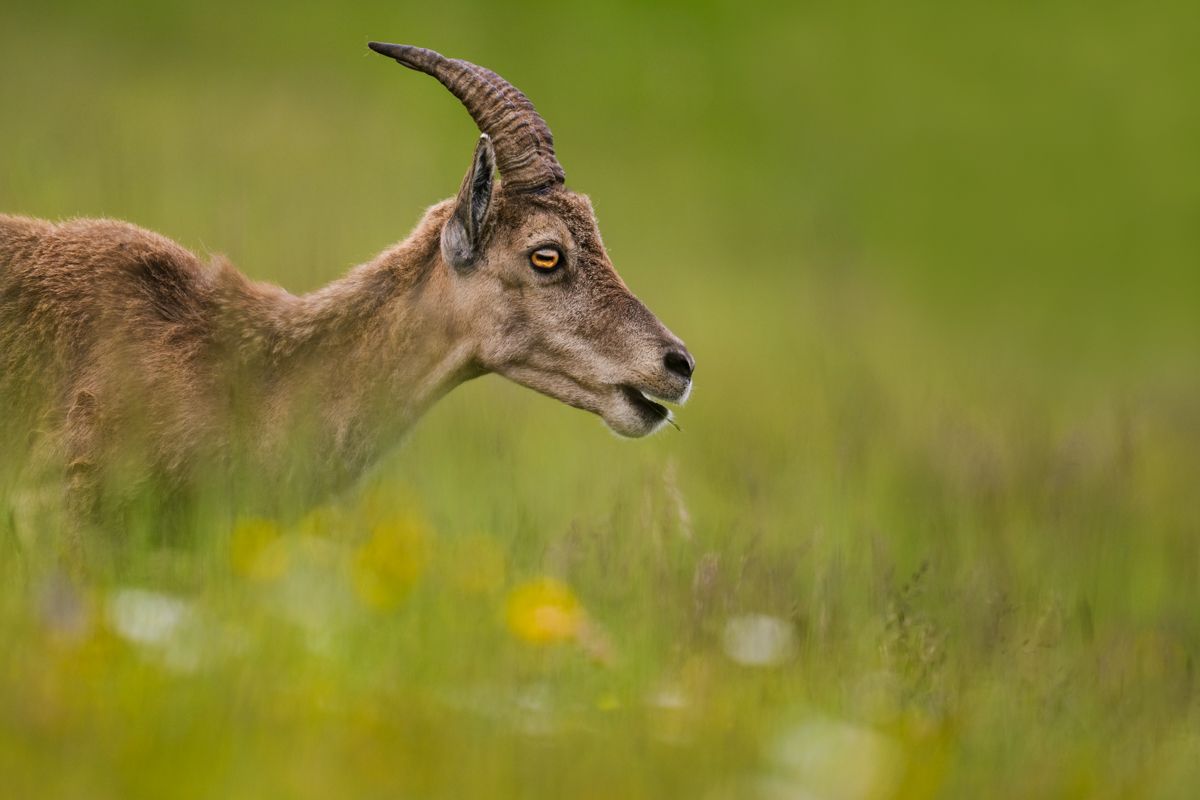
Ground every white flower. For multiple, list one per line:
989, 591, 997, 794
722, 614, 797, 667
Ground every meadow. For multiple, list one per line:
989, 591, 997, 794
1, 1, 1198, 797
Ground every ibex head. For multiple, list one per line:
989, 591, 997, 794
369, 43, 694, 437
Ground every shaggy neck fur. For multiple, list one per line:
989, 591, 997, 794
221, 200, 477, 491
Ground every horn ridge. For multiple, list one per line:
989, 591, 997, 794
462, 62, 563, 186
368, 42, 565, 194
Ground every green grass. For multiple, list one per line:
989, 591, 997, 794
2, 1, 1199, 797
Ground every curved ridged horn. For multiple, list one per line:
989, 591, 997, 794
368, 42, 565, 195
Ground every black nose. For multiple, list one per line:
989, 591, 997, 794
664, 348, 695, 380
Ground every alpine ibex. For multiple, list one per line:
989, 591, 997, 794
0, 43, 694, 531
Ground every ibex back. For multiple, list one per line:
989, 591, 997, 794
0, 43, 694, 534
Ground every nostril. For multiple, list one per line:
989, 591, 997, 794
664, 349, 695, 380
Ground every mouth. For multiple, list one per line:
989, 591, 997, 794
605, 383, 689, 437
499, 363, 689, 438
619, 384, 671, 421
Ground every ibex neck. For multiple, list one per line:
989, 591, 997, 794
237, 204, 474, 492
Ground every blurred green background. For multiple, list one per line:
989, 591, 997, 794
2, 1, 1199, 798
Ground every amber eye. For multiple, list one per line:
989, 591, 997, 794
529, 247, 561, 271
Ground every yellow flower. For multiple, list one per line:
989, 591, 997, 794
351, 516, 432, 610
504, 578, 584, 644
230, 518, 289, 581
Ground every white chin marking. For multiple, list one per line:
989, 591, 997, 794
603, 414, 668, 439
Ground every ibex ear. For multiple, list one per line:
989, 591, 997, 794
441, 134, 496, 269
